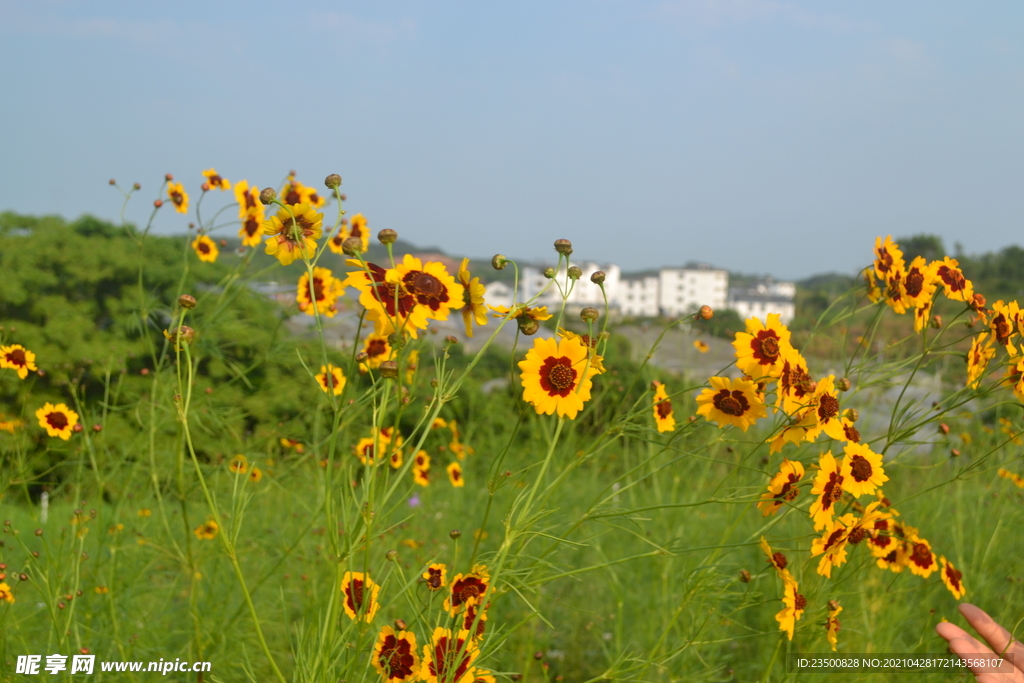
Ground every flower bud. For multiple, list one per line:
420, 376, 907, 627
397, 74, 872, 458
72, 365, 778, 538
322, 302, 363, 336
491, 254, 507, 270
843, 408, 859, 422
971, 293, 986, 311
938, 423, 950, 435
35, 529, 43, 536
342, 236, 364, 255
950, 448, 961, 457
698, 305, 713, 320
543, 267, 556, 279
567, 266, 582, 280
739, 569, 751, 583
449, 529, 462, 540
554, 238, 573, 255
108, 179, 116, 185
324, 174, 342, 189
339, 194, 347, 201
92, 424, 102, 432
201, 182, 211, 192
835, 377, 851, 392
394, 619, 407, 631
153, 199, 163, 208
580, 307, 599, 322
178, 294, 197, 310
133, 183, 141, 191
931, 315, 943, 329
219, 239, 227, 247
590, 271, 606, 285
378, 229, 398, 245
73, 424, 83, 433
385, 549, 398, 561
355, 351, 369, 363
430, 377, 439, 388
164, 173, 174, 181
379, 361, 399, 379
518, 318, 540, 336
445, 335, 458, 344
259, 188, 277, 204
19, 573, 28, 581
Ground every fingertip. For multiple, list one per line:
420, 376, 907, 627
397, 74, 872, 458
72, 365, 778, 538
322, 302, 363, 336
936, 621, 967, 640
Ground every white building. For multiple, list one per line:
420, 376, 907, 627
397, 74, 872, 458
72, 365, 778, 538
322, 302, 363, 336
618, 276, 659, 317
482, 280, 514, 309
727, 279, 797, 324
519, 262, 621, 308
657, 264, 728, 317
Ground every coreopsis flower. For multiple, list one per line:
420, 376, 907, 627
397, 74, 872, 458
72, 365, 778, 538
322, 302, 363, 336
35, 402, 79, 440
463, 602, 488, 641
297, 267, 344, 317
913, 299, 934, 333
873, 235, 905, 281
732, 313, 792, 380
262, 203, 323, 266
420, 627, 479, 683
192, 235, 218, 263
432, 417, 448, 429
194, 519, 219, 540
759, 536, 791, 579
361, 333, 394, 370
343, 262, 424, 338
651, 381, 676, 433
280, 174, 323, 208
989, 300, 1020, 353
933, 257, 973, 302
405, 349, 419, 384
372, 626, 419, 683
518, 335, 602, 420
557, 329, 605, 372
315, 363, 347, 396
448, 420, 473, 459
775, 348, 814, 412
488, 304, 553, 335
694, 339, 710, 353
166, 182, 189, 213
775, 575, 806, 641
234, 180, 264, 247
998, 467, 1024, 488
471, 671, 496, 683
882, 267, 910, 315
413, 451, 431, 486
387, 255, 465, 324
906, 535, 937, 578
457, 258, 488, 338
810, 514, 854, 578
228, 454, 249, 473
280, 437, 305, 453
695, 376, 767, 432
939, 557, 966, 599
422, 563, 447, 591
354, 428, 400, 466
341, 571, 381, 622
0, 415, 23, 433
0, 582, 14, 604
447, 461, 464, 487
809, 450, 845, 531
826, 601, 842, 651
902, 256, 937, 309
342, 214, 370, 253
1, 344, 37, 379
757, 459, 804, 516
202, 168, 230, 190
966, 333, 996, 389
839, 442, 887, 497
445, 565, 489, 616
863, 267, 883, 303
768, 408, 822, 454
327, 225, 348, 254
809, 376, 845, 441
840, 415, 860, 443
239, 213, 262, 247
248, 466, 263, 483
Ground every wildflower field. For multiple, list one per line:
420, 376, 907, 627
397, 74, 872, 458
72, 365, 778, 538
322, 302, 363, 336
1, 171, 1023, 683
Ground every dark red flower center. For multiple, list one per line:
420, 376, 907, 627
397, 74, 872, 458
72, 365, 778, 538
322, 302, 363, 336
367, 338, 388, 359
540, 356, 576, 396
904, 268, 924, 297
751, 331, 780, 364
426, 568, 443, 590
794, 594, 807, 611
817, 394, 839, 422
823, 529, 845, 552
994, 314, 1012, 344
403, 271, 449, 310
910, 543, 933, 568
5, 349, 26, 367
428, 635, 472, 683
843, 423, 861, 443
378, 634, 416, 680
346, 578, 366, 614
849, 455, 872, 482
243, 216, 259, 238
945, 564, 963, 590
771, 552, 788, 570
451, 576, 487, 609
937, 265, 966, 292
656, 399, 673, 420
822, 472, 843, 510
46, 411, 69, 431
198, 241, 210, 254
170, 190, 184, 206
712, 389, 749, 417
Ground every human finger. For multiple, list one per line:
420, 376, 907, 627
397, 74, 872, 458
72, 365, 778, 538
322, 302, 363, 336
960, 604, 1024, 672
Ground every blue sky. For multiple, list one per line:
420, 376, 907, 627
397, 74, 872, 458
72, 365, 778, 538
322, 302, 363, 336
1, 0, 1021, 279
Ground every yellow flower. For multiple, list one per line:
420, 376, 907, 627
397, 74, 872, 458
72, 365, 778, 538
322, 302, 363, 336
420, 627, 479, 683
297, 267, 344, 317
413, 451, 431, 486
262, 203, 323, 266
810, 513, 854, 578
248, 467, 263, 483
839, 442, 887, 498
826, 601, 843, 651
194, 519, 219, 540
775, 348, 814, 412
432, 417, 448, 430
361, 333, 394, 370
695, 376, 767, 432
913, 298, 934, 332
873, 235, 905, 281
767, 408, 820, 454
372, 625, 419, 683
939, 556, 966, 599
759, 536, 791, 579
757, 459, 804, 516
998, 467, 1024, 489
422, 563, 447, 591
202, 168, 231, 191
732, 313, 792, 380
343, 261, 425, 339
967, 332, 996, 389
906, 535, 938, 578
518, 335, 602, 420
191, 235, 219, 263
280, 174, 323, 208
933, 257, 973, 302
863, 267, 883, 303
775, 575, 806, 641
387, 255, 465, 324
35, 402, 79, 440
315, 363, 347, 396
444, 565, 490, 616
234, 180, 264, 246
808, 376, 845, 441
166, 182, 190, 213
341, 571, 381, 623
457, 258, 488, 338
651, 381, 675, 433
405, 349, 419, 384
989, 300, 1020, 353
693, 339, 709, 353
902, 256, 937, 310
447, 461, 465, 487
557, 328, 605, 372
0, 581, 14, 604
228, 454, 248, 473
138, 508, 152, 517
1, 344, 38, 379
809, 450, 844, 531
